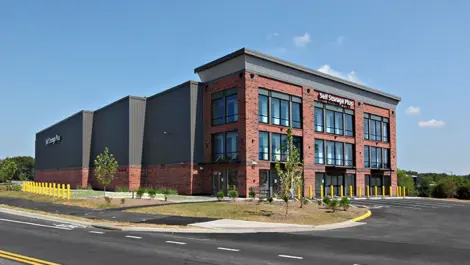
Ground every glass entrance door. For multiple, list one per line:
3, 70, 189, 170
212, 171, 226, 195
258, 169, 281, 198
324, 174, 343, 197
366, 174, 383, 196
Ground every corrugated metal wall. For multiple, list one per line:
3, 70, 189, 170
191, 82, 204, 163
82, 112, 94, 168
129, 98, 146, 166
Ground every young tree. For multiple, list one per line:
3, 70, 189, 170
0, 158, 18, 190
94, 147, 119, 197
275, 127, 303, 215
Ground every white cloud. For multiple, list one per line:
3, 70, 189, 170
406, 106, 421, 115
317, 64, 364, 84
267, 32, 279, 40
418, 119, 446, 128
293, 32, 311, 47
335, 36, 344, 46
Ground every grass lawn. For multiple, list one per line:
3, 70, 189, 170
127, 201, 367, 226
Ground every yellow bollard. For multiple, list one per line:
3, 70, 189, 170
42, 183, 45, 195
340, 185, 343, 198
53, 183, 56, 197
297, 185, 301, 200
397, 186, 400, 197
349, 185, 353, 198
366, 185, 370, 197
403, 186, 406, 197
67, 184, 71, 200
320, 185, 324, 199
358, 186, 362, 197
330, 185, 334, 197
62, 184, 66, 199
39, 183, 42, 195
390, 186, 392, 197
309, 185, 313, 199
382, 186, 385, 196
375, 186, 378, 197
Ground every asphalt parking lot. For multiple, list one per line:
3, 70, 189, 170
312, 198, 470, 249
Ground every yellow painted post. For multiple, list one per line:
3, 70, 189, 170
48, 183, 51, 196
397, 186, 400, 196
297, 185, 301, 200
32, 182, 34, 193
382, 186, 385, 196
349, 185, 353, 198
330, 185, 334, 197
67, 184, 71, 200
62, 184, 66, 199
340, 185, 343, 198
366, 185, 370, 197
320, 185, 324, 199
403, 186, 406, 197
309, 185, 312, 199
390, 186, 392, 197
39, 183, 42, 195
358, 186, 362, 197
52, 183, 56, 197
374, 186, 378, 197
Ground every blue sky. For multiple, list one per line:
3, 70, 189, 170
1, 1, 469, 174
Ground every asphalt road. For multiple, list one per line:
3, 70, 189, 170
1, 198, 470, 265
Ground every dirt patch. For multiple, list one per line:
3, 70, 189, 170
67, 198, 168, 208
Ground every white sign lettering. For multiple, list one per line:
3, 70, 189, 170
45, 134, 61, 145
318, 93, 353, 107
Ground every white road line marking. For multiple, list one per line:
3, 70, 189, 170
125, 235, 142, 239
278, 254, 303, 260
0, 218, 72, 230
165, 241, 186, 245
89, 231, 104, 234
217, 247, 239, 252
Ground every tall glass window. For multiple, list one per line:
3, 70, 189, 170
280, 134, 288, 161
292, 102, 301, 129
315, 107, 324, 132
326, 141, 335, 165
345, 114, 354, 137
371, 147, 377, 168
335, 142, 344, 166
258, 131, 269, 160
280, 100, 290, 126
211, 89, 238, 126
383, 119, 389, 142
293, 136, 302, 161
212, 98, 224, 126
377, 147, 382, 168
227, 169, 238, 190
384, 149, 390, 168
271, 98, 280, 125
315, 139, 324, 164
271, 133, 281, 161
364, 146, 370, 168
334, 112, 343, 135
258, 95, 268, 123
226, 95, 238, 123
364, 117, 369, 140
212, 133, 224, 161
364, 113, 389, 142
225, 131, 238, 160
345, 143, 353, 166
370, 120, 376, 141
325, 110, 335, 134
375, 120, 382, 142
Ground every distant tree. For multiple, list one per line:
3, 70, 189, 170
0, 158, 18, 190
10, 156, 34, 179
397, 169, 416, 195
94, 147, 119, 197
417, 176, 434, 197
275, 127, 303, 214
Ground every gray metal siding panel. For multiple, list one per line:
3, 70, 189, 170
35, 112, 83, 170
143, 84, 191, 166
129, 98, 146, 166
191, 83, 204, 163
82, 112, 93, 168
90, 99, 129, 167
197, 55, 246, 83
246, 56, 399, 110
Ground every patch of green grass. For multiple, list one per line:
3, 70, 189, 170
126, 201, 367, 225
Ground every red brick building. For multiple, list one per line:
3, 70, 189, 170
35, 48, 400, 197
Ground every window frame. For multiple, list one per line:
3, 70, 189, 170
211, 130, 239, 162
259, 88, 302, 128
211, 88, 238, 126
316, 139, 354, 167
364, 113, 390, 142
258, 131, 270, 161
364, 146, 391, 169
314, 101, 354, 137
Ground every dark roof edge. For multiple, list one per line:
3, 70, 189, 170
194, 48, 401, 102
93, 95, 146, 113
36, 110, 92, 134
147, 80, 200, 100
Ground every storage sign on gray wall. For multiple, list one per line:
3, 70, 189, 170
45, 134, 61, 145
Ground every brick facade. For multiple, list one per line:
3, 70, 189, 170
35, 168, 86, 188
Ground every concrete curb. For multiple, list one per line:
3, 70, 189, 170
0, 207, 91, 228
350, 209, 372, 222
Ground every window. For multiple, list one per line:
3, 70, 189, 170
280, 100, 289, 126
345, 143, 353, 166
271, 98, 280, 125
384, 149, 390, 168
364, 146, 370, 168
377, 147, 382, 168
258, 94, 269, 123
364, 113, 389, 142
315, 101, 354, 136
345, 114, 354, 137
211, 131, 238, 161
335, 142, 344, 166
271, 133, 281, 161
315, 139, 324, 164
259, 132, 269, 160
293, 136, 302, 161
371, 147, 377, 168
314, 107, 324, 132
326, 141, 335, 165
292, 102, 302, 129
211, 88, 238, 126
227, 169, 238, 190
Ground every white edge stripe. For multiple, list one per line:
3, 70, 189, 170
125, 235, 142, 239
0, 218, 72, 230
217, 247, 239, 252
165, 241, 187, 245
278, 254, 303, 259
89, 231, 104, 234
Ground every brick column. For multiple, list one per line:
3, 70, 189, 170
390, 109, 398, 195
303, 86, 315, 197
354, 101, 365, 193
244, 72, 260, 197
81, 168, 90, 188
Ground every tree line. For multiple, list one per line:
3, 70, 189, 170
0, 156, 35, 183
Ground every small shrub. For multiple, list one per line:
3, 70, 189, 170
86, 184, 93, 190
339, 197, 350, 211
120, 198, 126, 205
11, 184, 21, 192
267, 197, 274, 204
317, 200, 322, 206
302, 197, 309, 205
328, 199, 338, 213
322, 196, 331, 205
104, 196, 112, 204
115, 186, 129, 192
136, 188, 146, 199
148, 188, 157, 199
216, 191, 224, 201
228, 186, 238, 201
282, 194, 289, 203
249, 190, 256, 200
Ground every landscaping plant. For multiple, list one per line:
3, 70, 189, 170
115, 186, 129, 192
274, 127, 303, 214
249, 189, 256, 200
317, 199, 322, 206
322, 196, 331, 206
136, 188, 146, 199
161, 188, 174, 201
267, 197, 273, 204
328, 199, 339, 213
104, 196, 112, 204
228, 185, 238, 201
216, 191, 224, 201
148, 188, 157, 199
0, 158, 18, 191
120, 198, 126, 205
94, 147, 119, 198
339, 197, 350, 211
